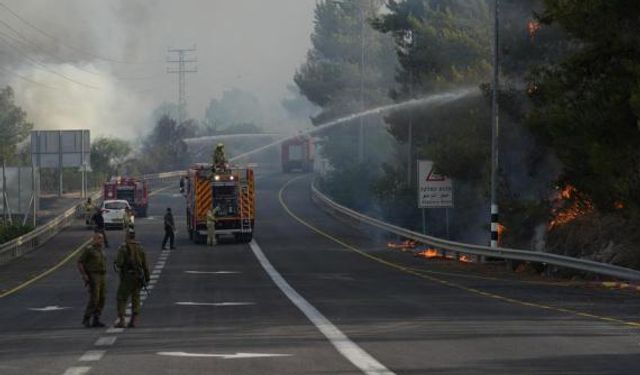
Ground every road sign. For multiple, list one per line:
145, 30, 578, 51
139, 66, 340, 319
418, 160, 453, 208
31, 130, 90, 168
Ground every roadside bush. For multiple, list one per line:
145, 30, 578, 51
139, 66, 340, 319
0, 221, 34, 244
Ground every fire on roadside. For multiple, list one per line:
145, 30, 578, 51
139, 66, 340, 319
414, 247, 473, 263
548, 184, 593, 230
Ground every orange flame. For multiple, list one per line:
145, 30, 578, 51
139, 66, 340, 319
387, 240, 417, 250
415, 248, 439, 259
548, 184, 593, 230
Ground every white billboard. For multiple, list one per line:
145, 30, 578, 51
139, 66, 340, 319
418, 160, 453, 208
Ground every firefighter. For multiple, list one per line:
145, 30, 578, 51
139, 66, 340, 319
83, 197, 95, 227
213, 143, 227, 172
206, 205, 219, 246
92, 208, 109, 248
77, 233, 107, 328
114, 229, 150, 328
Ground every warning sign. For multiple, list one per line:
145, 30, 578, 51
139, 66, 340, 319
418, 160, 453, 208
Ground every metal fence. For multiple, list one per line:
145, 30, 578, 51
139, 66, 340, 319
311, 183, 640, 282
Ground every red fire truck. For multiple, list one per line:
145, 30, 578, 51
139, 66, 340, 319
281, 135, 314, 173
103, 177, 149, 217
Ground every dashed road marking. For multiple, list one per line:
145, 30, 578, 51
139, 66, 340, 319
250, 240, 394, 375
106, 327, 124, 334
62, 367, 91, 375
79, 350, 106, 362
95, 336, 117, 346
175, 302, 255, 307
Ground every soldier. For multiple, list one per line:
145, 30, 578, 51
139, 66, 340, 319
77, 233, 107, 328
114, 230, 150, 328
206, 205, 219, 246
92, 208, 109, 248
162, 207, 176, 250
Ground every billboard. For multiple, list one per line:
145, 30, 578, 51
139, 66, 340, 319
31, 130, 91, 168
418, 160, 453, 208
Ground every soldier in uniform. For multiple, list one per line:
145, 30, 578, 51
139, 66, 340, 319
77, 233, 107, 328
114, 230, 150, 328
83, 197, 95, 227
123, 206, 135, 241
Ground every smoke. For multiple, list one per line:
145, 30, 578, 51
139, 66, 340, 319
0, 0, 316, 138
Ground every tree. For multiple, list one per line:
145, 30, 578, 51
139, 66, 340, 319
90, 138, 131, 180
294, 0, 398, 207
528, 0, 640, 214
0, 86, 32, 221
141, 115, 196, 172
202, 89, 263, 135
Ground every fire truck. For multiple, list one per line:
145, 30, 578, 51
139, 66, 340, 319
185, 164, 256, 244
103, 177, 149, 217
281, 135, 314, 173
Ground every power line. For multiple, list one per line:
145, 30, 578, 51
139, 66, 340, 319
167, 47, 197, 124
0, 65, 59, 90
0, 31, 101, 89
0, 2, 161, 66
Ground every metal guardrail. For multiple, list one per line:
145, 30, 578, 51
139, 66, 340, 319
0, 172, 184, 266
0, 190, 102, 266
311, 183, 640, 282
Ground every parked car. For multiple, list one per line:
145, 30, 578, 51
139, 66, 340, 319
101, 200, 131, 230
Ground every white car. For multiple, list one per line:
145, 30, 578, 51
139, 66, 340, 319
101, 200, 131, 229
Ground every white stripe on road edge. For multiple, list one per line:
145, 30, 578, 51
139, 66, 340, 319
150, 275, 160, 280
249, 240, 394, 375
175, 302, 254, 307
63, 367, 91, 375
95, 336, 117, 346
106, 327, 124, 334
157, 352, 292, 359
79, 350, 106, 362
185, 271, 241, 275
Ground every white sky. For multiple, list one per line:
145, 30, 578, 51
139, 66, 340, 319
0, 0, 317, 137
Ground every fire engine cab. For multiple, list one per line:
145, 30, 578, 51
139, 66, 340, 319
103, 177, 149, 217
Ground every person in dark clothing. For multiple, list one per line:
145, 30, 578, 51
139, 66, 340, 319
162, 207, 175, 249
91, 209, 109, 248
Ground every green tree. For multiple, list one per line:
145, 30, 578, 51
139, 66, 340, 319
294, 0, 398, 207
90, 138, 131, 181
528, 0, 640, 214
141, 115, 196, 172
0, 86, 32, 221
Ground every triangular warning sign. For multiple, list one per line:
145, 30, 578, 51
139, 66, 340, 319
426, 165, 445, 181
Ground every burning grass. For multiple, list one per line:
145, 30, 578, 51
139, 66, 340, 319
548, 184, 594, 230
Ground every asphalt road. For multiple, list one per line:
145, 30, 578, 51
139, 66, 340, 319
0, 170, 639, 374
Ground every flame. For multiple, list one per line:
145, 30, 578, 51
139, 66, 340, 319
415, 248, 439, 259
459, 255, 473, 263
548, 184, 593, 230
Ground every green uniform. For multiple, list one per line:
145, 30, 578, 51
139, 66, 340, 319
78, 245, 107, 320
114, 241, 150, 317
213, 146, 227, 171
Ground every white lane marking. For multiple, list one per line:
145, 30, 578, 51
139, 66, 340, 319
175, 302, 254, 307
152, 270, 162, 275
185, 271, 241, 275
28, 305, 70, 311
95, 336, 117, 346
156, 262, 166, 267
79, 350, 106, 362
249, 240, 394, 375
150, 275, 160, 280
63, 367, 91, 375
157, 352, 292, 359
106, 327, 124, 334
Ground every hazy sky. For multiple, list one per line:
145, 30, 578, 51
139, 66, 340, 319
0, 0, 317, 138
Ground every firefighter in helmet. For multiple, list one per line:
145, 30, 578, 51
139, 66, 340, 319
213, 143, 227, 172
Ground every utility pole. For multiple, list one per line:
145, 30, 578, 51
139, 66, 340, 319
490, 0, 500, 248
167, 46, 198, 125
358, 5, 365, 162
